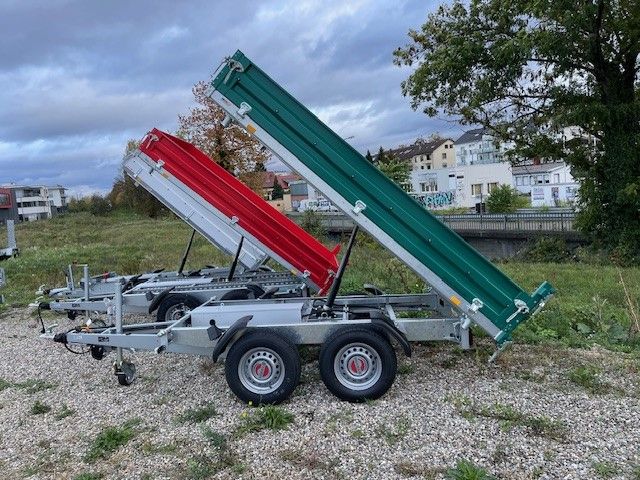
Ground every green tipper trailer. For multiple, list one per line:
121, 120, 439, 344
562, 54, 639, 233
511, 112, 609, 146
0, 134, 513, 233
208, 50, 555, 347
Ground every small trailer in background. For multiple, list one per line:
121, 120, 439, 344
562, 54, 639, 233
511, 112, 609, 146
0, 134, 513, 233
40, 130, 339, 322
42, 53, 554, 404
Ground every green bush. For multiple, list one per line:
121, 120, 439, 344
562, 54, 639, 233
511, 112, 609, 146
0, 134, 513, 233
486, 184, 528, 213
520, 237, 571, 263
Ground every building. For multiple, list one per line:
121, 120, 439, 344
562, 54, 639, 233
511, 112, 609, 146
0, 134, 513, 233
0, 188, 19, 224
261, 172, 302, 200
410, 162, 513, 210
454, 128, 517, 166
379, 137, 456, 171
0, 185, 68, 221
512, 162, 578, 207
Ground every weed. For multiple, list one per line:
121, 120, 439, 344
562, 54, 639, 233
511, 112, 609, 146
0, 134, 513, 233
632, 465, 640, 480
568, 366, 613, 394
0, 378, 11, 391
237, 405, 294, 435
375, 415, 411, 445
187, 455, 216, 480
351, 429, 365, 439
280, 447, 338, 472
85, 418, 140, 462
176, 402, 219, 424
397, 363, 415, 375
592, 461, 618, 478
324, 410, 354, 433
453, 400, 566, 441
141, 441, 178, 455
201, 426, 226, 449
439, 356, 461, 369
55, 404, 75, 420
30, 400, 51, 415
17, 379, 56, 394
73, 474, 103, 480
394, 462, 445, 478
445, 460, 496, 480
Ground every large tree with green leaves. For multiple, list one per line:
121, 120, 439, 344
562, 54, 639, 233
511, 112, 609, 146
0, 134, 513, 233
394, 0, 639, 259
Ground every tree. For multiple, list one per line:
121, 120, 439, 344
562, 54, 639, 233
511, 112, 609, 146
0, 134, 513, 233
365, 150, 374, 164
271, 177, 285, 200
376, 147, 411, 185
108, 140, 167, 217
394, 0, 640, 258
177, 81, 269, 191
486, 185, 529, 213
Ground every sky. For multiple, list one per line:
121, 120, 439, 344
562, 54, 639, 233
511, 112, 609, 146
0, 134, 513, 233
0, 0, 465, 197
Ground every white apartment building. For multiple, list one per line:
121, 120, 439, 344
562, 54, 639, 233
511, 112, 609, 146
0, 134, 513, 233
410, 162, 513, 210
454, 128, 513, 166
512, 162, 578, 207
1, 185, 68, 221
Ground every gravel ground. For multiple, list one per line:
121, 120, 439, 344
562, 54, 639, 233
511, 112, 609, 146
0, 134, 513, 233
1, 307, 639, 480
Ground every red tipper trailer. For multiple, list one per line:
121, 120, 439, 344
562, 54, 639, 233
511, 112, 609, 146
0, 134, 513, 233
138, 128, 339, 294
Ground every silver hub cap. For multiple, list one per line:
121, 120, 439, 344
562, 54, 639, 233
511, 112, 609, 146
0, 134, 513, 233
334, 343, 382, 391
238, 348, 285, 394
165, 303, 191, 322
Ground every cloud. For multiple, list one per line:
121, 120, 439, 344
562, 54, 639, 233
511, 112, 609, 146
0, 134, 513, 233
0, 0, 456, 195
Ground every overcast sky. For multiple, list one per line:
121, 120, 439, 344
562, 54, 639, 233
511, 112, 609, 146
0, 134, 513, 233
0, 0, 465, 197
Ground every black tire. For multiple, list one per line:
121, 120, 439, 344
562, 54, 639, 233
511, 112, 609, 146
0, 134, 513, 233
155, 294, 201, 322
319, 327, 397, 402
224, 330, 301, 405
116, 361, 136, 386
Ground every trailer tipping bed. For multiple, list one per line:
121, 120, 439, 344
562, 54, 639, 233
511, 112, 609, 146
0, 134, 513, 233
207, 51, 555, 345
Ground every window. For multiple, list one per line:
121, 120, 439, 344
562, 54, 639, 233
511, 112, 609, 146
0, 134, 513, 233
442, 152, 447, 160
420, 178, 438, 192
488, 182, 499, 193
426, 154, 431, 161
471, 184, 482, 196
536, 175, 543, 184
544, 174, 550, 184
553, 173, 560, 183
420, 165, 424, 170
516, 177, 522, 186
426, 164, 431, 170
442, 163, 447, 168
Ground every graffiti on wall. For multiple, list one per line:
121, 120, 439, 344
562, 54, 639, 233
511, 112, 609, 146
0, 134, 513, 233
413, 190, 455, 209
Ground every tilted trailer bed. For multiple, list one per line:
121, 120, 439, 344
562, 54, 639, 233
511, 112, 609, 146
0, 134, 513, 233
41, 130, 339, 321
42, 53, 554, 404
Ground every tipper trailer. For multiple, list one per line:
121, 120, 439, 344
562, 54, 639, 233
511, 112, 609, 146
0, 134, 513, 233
42, 53, 554, 404
41, 130, 339, 322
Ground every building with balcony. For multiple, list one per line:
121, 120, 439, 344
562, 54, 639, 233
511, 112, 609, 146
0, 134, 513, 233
0, 185, 68, 221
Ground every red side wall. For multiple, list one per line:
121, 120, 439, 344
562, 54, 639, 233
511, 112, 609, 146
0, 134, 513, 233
139, 129, 338, 294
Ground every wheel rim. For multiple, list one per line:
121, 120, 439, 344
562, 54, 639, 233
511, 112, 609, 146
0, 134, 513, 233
334, 342, 382, 391
238, 347, 285, 395
165, 303, 191, 321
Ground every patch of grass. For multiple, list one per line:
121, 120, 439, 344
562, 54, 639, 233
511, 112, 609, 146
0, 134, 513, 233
30, 400, 51, 415
452, 400, 567, 441
568, 366, 613, 394
394, 462, 445, 478
176, 402, 219, 424
632, 465, 640, 479
16, 379, 57, 394
0, 378, 11, 391
375, 415, 411, 445
84, 418, 141, 462
73, 474, 103, 480
324, 410, 354, 433
237, 405, 294, 435
141, 441, 178, 455
280, 447, 339, 472
592, 461, 618, 478
351, 429, 365, 439
55, 404, 75, 420
201, 426, 226, 449
397, 363, 415, 375
445, 460, 496, 480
